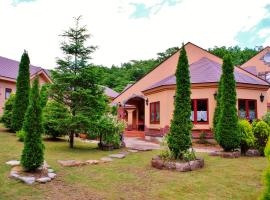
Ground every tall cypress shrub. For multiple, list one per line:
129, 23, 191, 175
167, 45, 192, 159
12, 51, 30, 132
213, 76, 223, 143
218, 55, 240, 151
21, 78, 44, 171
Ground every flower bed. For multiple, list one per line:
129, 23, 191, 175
151, 156, 204, 172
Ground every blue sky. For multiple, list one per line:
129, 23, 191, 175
0, 0, 269, 68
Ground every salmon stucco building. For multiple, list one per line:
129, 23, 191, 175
113, 42, 270, 139
0, 56, 52, 114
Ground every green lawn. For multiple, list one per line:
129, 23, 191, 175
0, 128, 268, 200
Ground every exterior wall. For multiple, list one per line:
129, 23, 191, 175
0, 74, 49, 115
240, 47, 270, 103
144, 85, 268, 137
113, 43, 222, 105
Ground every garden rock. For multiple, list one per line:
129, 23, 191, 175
128, 149, 138, 153
151, 156, 164, 169
6, 160, 20, 166
109, 154, 126, 159
175, 162, 191, 172
48, 173, 57, 179
58, 160, 85, 167
85, 160, 99, 165
245, 149, 260, 157
10, 171, 20, 179
36, 177, 51, 183
18, 176, 35, 185
100, 157, 113, 162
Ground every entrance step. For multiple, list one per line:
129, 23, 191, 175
124, 131, 145, 138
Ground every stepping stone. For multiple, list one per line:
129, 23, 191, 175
85, 160, 99, 165
109, 154, 126, 159
36, 177, 51, 183
10, 171, 19, 179
100, 157, 113, 162
48, 168, 54, 173
130, 147, 152, 151
58, 160, 85, 167
6, 160, 20, 166
128, 149, 139, 153
48, 173, 57, 179
119, 152, 129, 156
18, 176, 35, 185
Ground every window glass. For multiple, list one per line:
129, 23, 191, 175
248, 100, 256, 121
5, 88, 12, 99
156, 102, 160, 121
238, 100, 246, 119
150, 103, 155, 123
190, 100, 194, 122
197, 100, 207, 122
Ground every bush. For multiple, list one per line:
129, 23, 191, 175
0, 94, 15, 130
16, 130, 25, 142
252, 120, 270, 156
238, 120, 255, 154
95, 114, 126, 149
261, 139, 270, 199
43, 100, 71, 139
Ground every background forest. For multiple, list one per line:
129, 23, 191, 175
91, 45, 263, 93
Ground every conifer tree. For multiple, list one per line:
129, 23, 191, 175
213, 75, 223, 143
12, 51, 30, 131
167, 45, 192, 159
21, 78, 44, 171
50, 16, 108, 148
218, 54, 240, 151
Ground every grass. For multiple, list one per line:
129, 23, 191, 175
0, 128, 268, 200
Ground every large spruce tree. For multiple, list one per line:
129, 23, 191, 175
21, 78, 44, 171
167, 45, 192, 159
218, 54, 240, 151
50, 16, 108, 148
12, 51, 30, 132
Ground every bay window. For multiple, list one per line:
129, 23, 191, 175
150, 101, 160, 124
191, 99, 208, 124
238, 99, 257, 121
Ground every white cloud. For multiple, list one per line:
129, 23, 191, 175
0, 0, 269, 69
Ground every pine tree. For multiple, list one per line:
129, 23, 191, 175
167, 45, 192, 159
40, 84, 49, 108
21, 78, 44, 171
218, 54, 240, 151
213, 75, 223, 143
50, 16, 108, 148
12, 51, 30, 132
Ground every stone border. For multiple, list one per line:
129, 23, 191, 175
6, 160, 56, 185
151, 156, 204, 172
209, 151, 240, 158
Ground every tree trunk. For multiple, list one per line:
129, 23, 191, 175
69, 132, 74, 148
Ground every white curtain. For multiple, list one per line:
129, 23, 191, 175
197, 111, 207, 121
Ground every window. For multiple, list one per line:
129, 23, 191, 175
191, 99, 208, 124
150, 102, 160, 124
5, 88, 12, 99
238, 99, 257, 121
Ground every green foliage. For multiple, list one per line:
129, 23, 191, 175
238, 119, 255, 154
40, 84, 49, 108
217, 55, 240, 151
95, 115, 126, 149
43, 100, 71, 139
182, 149, 196, 162
111, 105, 118, 116
197, 132, 208, 144
50, 16, 108, 148
167, 45, 192, 159
209, 46, 261, 66
263, 112, 270, 127
16, 130, 25, 142
213, 76, 223, 143
261, 140, 270, 200
252, 120, 270, 155
0, 94, 15, 129
21, 78, 44, 171
12, 51, 30, 132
